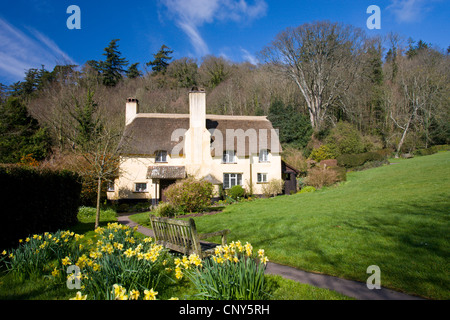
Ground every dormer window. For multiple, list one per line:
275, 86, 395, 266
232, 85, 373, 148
222, 150, 236, 163
156, 150, 168, 163
259, 149, 269, 162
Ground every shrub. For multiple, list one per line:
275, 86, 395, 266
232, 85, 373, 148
327, 165, 347, 181
325, 121, 365, 156
352, 160, 389, 172
282, 146, 308, 174
309, 144, 336, 162
261, 179, 284, 198
337, 151, 385, 169
164, 177, 214, 213
227, 185, 246, 200
153, 202, 178, 218
304, 167, 339, 189
414, 147, 439, 156
298, 186, 316, 194
0, 165, 81, 249
374, 148, 394, 158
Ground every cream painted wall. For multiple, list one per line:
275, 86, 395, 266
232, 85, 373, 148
107, 151, 282, 201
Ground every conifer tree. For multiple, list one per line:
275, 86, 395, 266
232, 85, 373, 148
146, 44, 173, 74
126, 63, 142, 79
0, 97, 51, 163
101, 39, 129, 86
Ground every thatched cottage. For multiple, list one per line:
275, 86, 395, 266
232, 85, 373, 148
107, 87, 294, 204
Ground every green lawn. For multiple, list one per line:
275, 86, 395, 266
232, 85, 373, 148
190, 152, 450, 299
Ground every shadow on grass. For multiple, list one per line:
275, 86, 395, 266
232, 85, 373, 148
341, 196, 450, 299
0, 272, 72, 300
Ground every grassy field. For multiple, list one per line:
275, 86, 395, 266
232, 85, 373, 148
188, 152, 450, 299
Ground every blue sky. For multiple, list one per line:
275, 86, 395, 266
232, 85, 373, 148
0, 0, 449, 85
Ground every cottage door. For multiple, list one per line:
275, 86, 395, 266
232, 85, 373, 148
159, 179, 176, 202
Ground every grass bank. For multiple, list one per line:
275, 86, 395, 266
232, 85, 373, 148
191, 152, 450, 299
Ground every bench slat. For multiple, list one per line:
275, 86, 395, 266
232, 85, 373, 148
150, 215, 230, 258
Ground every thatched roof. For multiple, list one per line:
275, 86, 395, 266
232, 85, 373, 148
120, 113, 281, 157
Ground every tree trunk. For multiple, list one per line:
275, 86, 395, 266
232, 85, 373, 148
95, 177, 102, 229
394, 105, 418, 158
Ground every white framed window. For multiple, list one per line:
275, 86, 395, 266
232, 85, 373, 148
259, 149, 269, 162
134, 183, 147, 193
257, 173, 268, 183
156, 150, 168, 163
223, 173, 242, 189
107, 181, 115, 192
222, 150, 236, 163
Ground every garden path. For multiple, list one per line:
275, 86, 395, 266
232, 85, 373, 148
117, 213, 424, 300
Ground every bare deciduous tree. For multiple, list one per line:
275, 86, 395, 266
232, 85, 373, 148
389, 48, 449, 156
261, 21, 367, 130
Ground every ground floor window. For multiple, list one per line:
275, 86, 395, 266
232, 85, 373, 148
257, 173, 268, 183
134, 183, 148, 192
107, 181, 115, 192
223, 173, 242, 189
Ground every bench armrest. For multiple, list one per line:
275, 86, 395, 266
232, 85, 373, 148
198, 229, 231, 245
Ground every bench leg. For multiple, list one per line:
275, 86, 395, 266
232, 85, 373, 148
221, 234, 227, 246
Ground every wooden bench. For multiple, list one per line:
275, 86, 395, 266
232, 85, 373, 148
150, 216, 231, 258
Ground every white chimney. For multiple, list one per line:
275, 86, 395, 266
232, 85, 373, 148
185, 87, 208, 166
189, 87, 206, 129
126, 97, 139, 126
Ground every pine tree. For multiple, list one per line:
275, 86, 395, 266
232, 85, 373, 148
71, 89, 101, 148
146, 44, 173, 74
101, 39, 129, 86
126, 63, 142, 79
268, 99, 313, 149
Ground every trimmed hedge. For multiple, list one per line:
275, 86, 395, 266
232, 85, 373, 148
0, 165, 81, 250
414, 145, 449, 156
337, 151, 386, 169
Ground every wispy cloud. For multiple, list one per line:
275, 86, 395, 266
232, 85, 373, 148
0, 18, 76, 83
160, 0, 267, 57
387, 0, 437, 23
240, 48, 258, 65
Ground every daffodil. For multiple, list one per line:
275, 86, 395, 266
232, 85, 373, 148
51, 268, 60, 277
124, 248, 135, 258
258, 249, 265, 257
143, 237, 153, 243
70, 291, 87, 300
62, 257, 70, 266
112, 284, 127, 300
143, 288, 158, 300
175, 267, 184, 280
129, 289, 140, 300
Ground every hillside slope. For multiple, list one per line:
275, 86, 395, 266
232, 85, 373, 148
194, 152, 450, 299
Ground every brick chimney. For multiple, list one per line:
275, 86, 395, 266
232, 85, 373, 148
126, 97, 139, 126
